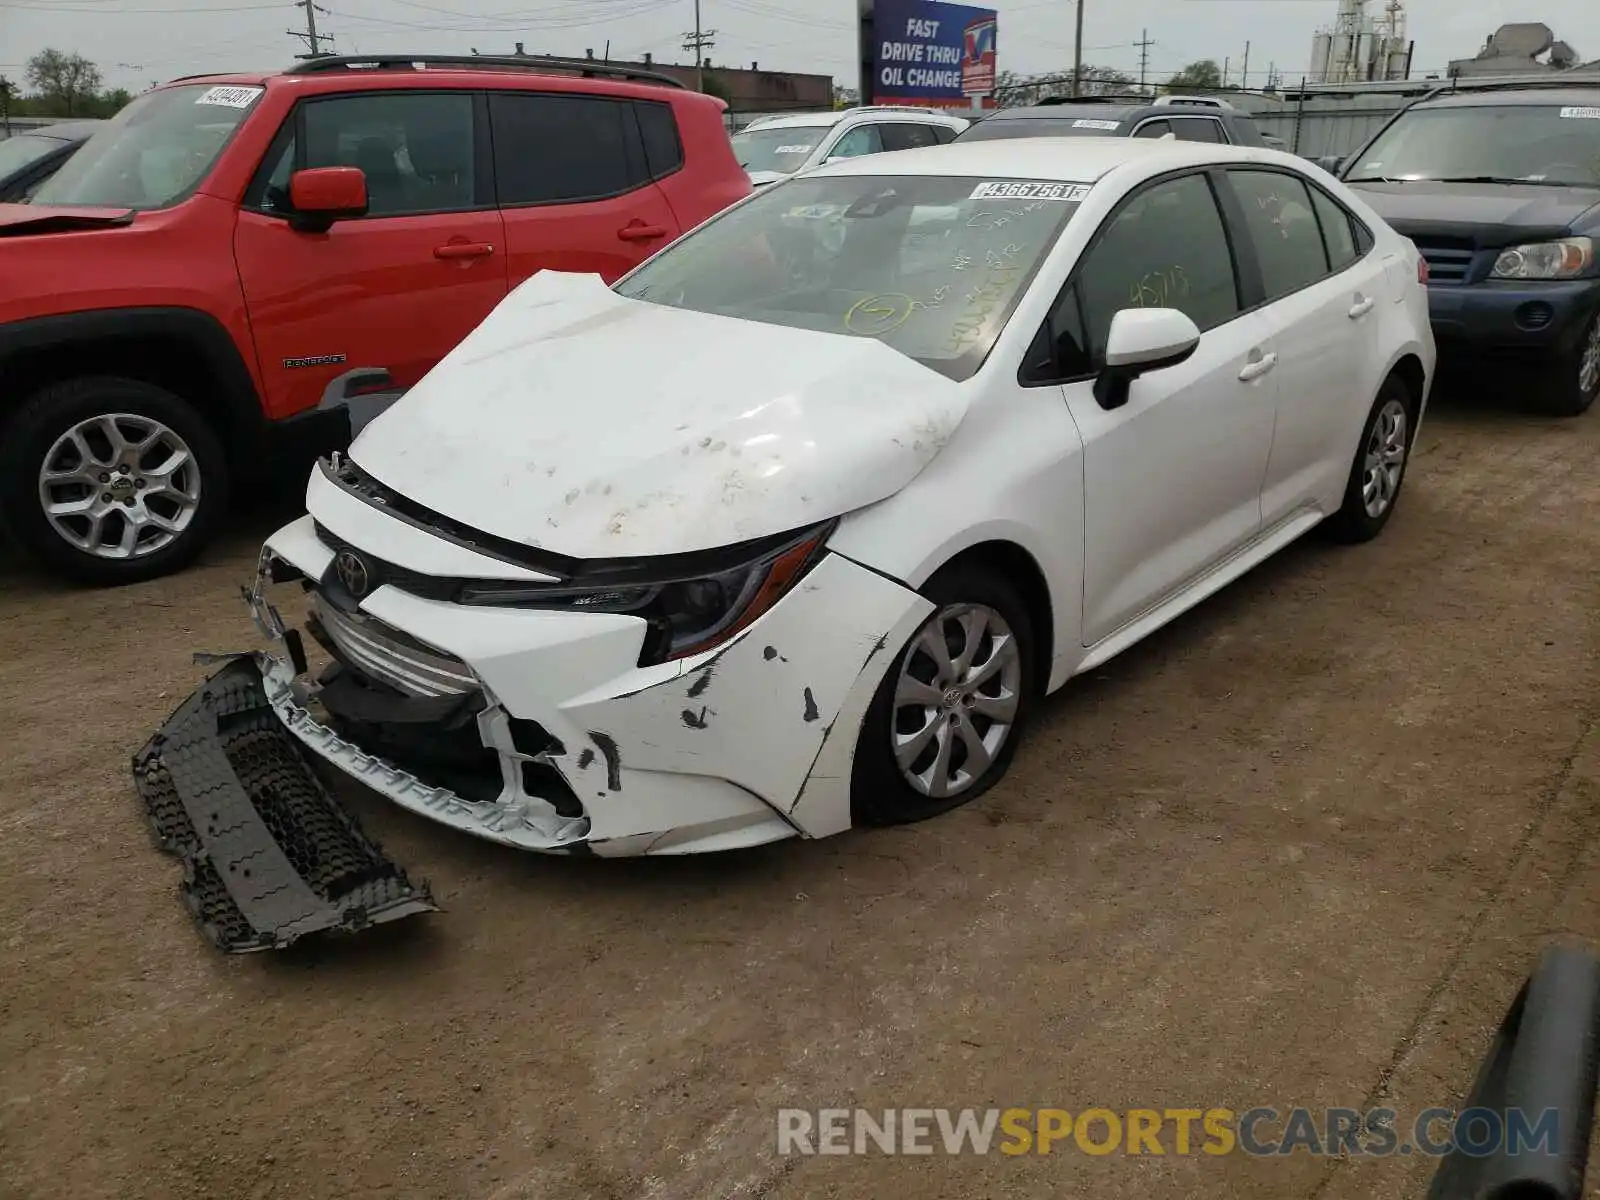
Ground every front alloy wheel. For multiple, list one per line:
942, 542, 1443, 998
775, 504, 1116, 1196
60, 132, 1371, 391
0, 376, 229, 585
39, 413, 203, 560
852, 566, 1037, 827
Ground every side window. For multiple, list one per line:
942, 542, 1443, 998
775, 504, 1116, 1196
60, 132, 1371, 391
634, 100, 684, 179
489, 92, 640, 205
929, 124, 958, 145
1352, 218, 1375, 255
1228, 169, 1332, 300
880, 123, 941, 152
1075, 173, 1241, 361
1132, 119, 1171, 139
827, 124, 884, 160
299, 93, 477, 217
1024, 282, 1094, 382
1309, 185, 1359, 271
1169, 117, 1223, 143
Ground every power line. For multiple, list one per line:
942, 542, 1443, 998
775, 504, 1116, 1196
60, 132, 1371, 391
681, 0, 714, 90
288, 0, 334, 58
1135, 27, 1153, 91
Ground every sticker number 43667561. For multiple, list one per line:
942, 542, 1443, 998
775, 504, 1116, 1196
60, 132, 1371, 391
1560, 106, 1600, 120
195, 85, 263, 109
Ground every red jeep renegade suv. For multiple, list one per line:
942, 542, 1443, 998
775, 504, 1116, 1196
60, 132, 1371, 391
0, 54, 750, 585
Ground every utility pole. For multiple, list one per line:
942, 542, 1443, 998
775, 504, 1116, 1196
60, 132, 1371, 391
1240, 40, 1250, 90
1135, 28, 1153, 94
681, 0, 717, 92
0, 77, 11, 138
1071, 0, 1085, 96
287, 0, 332, 59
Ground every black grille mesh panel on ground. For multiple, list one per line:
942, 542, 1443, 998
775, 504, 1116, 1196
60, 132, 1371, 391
132, 655, 440, 953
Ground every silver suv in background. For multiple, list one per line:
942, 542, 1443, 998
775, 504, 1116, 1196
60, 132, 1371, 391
731, 106, 970, 186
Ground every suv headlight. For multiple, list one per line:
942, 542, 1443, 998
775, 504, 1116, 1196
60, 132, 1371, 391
1491, 237, 1594, 280
457, 522, 834, 666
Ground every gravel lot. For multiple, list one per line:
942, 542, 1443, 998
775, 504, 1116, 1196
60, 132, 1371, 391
2, 392, 1597, 1200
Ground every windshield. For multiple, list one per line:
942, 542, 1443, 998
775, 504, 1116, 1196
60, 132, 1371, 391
0, 134, 67, 181
31, 83, 264, 209
1348, 104, 1600, 186
957, 114, 1126, 142
731, 125, 829, 174
614, 174, 1085, 381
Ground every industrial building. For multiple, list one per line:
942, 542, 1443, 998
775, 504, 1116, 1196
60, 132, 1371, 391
1305, 0, 1413, 85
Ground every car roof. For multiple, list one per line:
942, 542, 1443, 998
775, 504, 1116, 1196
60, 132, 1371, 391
984, 103, 1144, 122
804, 136, 1280, 182
1420, 87, 1600, 108
14, 120, 104, 141
744, 108, 967, 132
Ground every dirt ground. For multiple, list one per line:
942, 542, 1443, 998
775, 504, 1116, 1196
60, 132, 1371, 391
1, 390, 1597, 1200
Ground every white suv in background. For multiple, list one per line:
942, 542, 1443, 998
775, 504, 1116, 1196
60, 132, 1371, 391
731, 106, 970, 186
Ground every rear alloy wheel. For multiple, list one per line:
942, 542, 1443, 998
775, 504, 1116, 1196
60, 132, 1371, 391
1324, 374, 1415, 544
0, 377, 230, 585
1540, 310, 1600, 417
851, 566, 1036, 827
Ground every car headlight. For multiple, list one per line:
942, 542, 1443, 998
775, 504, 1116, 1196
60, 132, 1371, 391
457, 521, 835, 666
1491, 237, 1594, 280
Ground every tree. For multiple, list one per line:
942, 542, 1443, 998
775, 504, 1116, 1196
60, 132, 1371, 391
26, 48, 103, 117
1164, 59, 1224, 91
832, 84, 859, 109
993, 65, 1135, 108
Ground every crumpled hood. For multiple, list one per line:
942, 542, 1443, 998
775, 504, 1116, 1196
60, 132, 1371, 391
349, 271, 968, 559
1348, 181, 1600, 247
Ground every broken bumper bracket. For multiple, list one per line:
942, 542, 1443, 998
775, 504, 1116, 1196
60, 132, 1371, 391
132, 654, 440, 953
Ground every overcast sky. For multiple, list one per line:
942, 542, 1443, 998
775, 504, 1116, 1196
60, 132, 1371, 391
2, 0, 1596, 96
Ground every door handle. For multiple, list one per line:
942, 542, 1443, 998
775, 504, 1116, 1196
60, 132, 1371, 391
1348, 294, 1376, 319
618, 222, 669, 242
1238, 351, 1278, 382
434, 242, 495, 260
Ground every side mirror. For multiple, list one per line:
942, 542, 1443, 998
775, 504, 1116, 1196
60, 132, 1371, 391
1093, 308, 1201, 411
1314, 153, 1347, 176
287, 166, 368, 233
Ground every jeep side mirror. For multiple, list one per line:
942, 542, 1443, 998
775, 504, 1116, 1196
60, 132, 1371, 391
1094, 308, 1201, 411
288, 167, 368, 233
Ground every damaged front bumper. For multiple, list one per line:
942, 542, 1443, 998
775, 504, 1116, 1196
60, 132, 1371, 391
133, 653, 439, 953
236, 509, 933, 857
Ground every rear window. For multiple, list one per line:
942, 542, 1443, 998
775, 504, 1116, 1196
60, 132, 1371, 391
0, 133, 66, 180
635, 101, 683, 179
731, 125, 829, 174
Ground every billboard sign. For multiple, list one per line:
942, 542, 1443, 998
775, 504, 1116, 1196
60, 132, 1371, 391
871, 0, 999, 107
962, 13, 997, 95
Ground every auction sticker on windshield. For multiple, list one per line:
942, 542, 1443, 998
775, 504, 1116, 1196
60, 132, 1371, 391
776, 144, 817, 154
195, 86, 263, 109
1072, 119, 1122, 131
970, 181, 1092, 202
1559, 106, 1600, 120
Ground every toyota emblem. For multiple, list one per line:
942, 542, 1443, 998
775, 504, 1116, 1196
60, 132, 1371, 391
334, 549, 371, 597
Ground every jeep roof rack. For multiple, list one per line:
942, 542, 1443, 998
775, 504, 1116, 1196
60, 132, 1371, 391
281, 53, 687, 89
1035, 93, 1149, 106
1152, 93, 1236, 110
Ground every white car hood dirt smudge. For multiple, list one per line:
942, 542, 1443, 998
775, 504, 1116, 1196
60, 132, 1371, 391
348, 270, 969, 558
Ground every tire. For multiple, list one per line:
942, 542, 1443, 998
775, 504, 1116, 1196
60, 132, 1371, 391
1535, 309, 1600, 418
1322, 372, 1417, 545
0, 376, 230, 586
850, 564, 1037, 827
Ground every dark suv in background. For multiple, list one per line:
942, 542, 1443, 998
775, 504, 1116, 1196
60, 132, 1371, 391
1335, 84, 1600, 416
955, 94, 1270, 147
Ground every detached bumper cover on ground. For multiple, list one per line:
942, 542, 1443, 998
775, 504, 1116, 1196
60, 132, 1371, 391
132, 654, 439, 953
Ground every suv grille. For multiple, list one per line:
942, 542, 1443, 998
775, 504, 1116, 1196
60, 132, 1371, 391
311, 593, 476, 699
1414, 239, 1475, 284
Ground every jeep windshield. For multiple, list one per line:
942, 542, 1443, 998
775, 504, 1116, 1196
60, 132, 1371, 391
614, 174, 1083, 382
1347, 103, 1600, 186
730, 126, 828, 174
30, 83, 264, 210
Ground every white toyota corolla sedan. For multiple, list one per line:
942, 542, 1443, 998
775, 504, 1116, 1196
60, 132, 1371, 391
244, 137, 1435, 857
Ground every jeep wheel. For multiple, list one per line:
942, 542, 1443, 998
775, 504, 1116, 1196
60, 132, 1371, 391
0, 377, 230, 585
